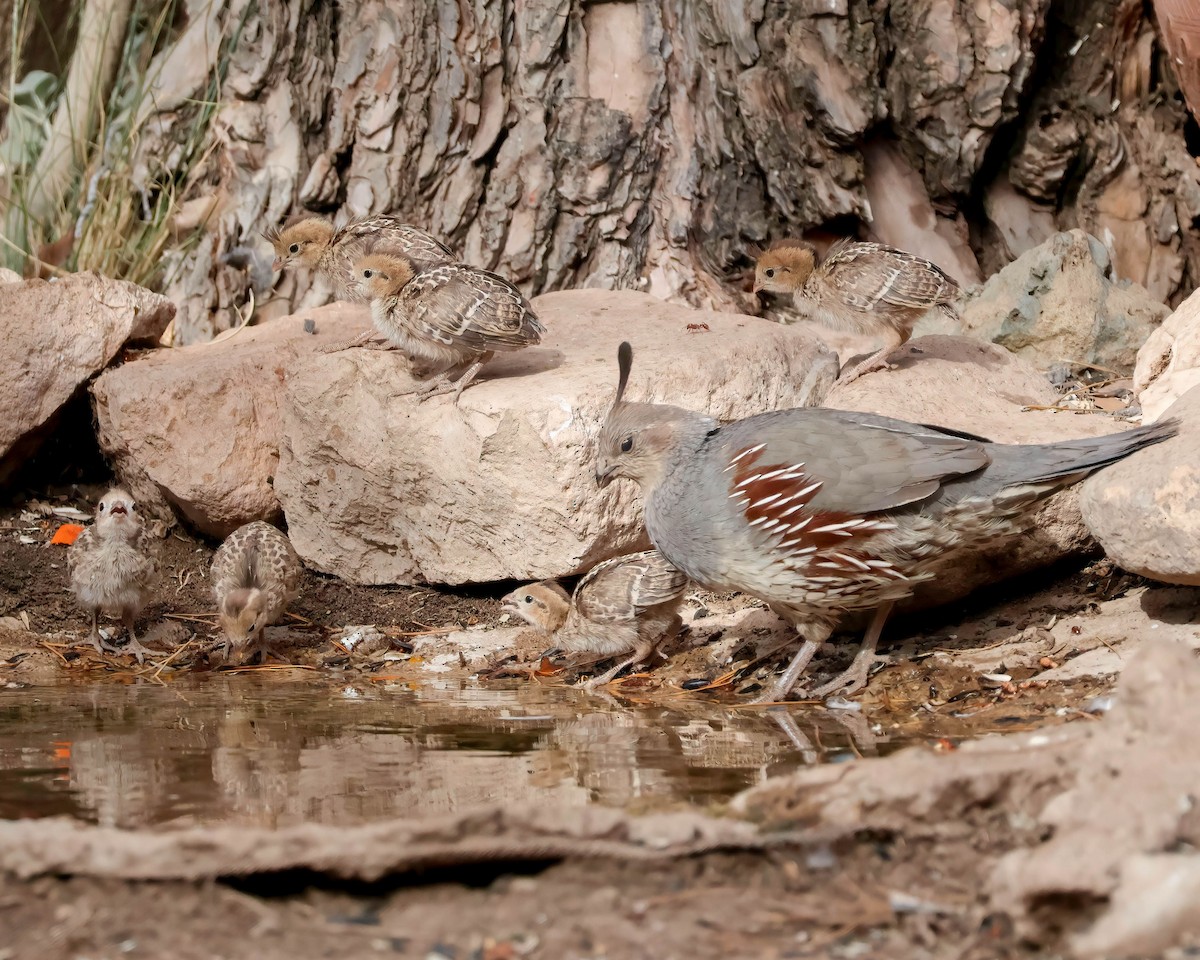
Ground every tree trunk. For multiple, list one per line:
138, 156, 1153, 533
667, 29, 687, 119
136, 0, 1200, 343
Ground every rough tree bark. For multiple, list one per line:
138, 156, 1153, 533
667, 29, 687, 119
126, 0, 1200, 343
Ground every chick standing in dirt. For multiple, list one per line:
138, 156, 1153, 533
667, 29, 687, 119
753, 238, 960, 384
210, 521, 302, 665
68, 488, 157, 662
502, 550, 688, 689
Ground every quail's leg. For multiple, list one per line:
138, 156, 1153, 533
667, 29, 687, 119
246, 631, 291, 665
119, 610, 154, 665
836, 329, 908, 385
411, 352, 493, 405
86, 610, 116, 656
806, 601, 895, 699
583, 638, 656, 691
321, 330, 396, 354
751, 638, 824, 704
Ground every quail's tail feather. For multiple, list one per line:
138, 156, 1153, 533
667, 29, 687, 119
986, 417, 1179, 492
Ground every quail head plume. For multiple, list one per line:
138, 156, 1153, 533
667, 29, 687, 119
68, 488, 158, 662
210, 521, 302, 665
502, 549, 688, 689
350, 250, 545, 403
754, 239, 960, 385
265, 213, 454, 302
595, 342, 1178, 702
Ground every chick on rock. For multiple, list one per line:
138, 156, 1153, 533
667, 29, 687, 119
210, 521, 302, 665
266, 213, 455, 302
68, 488, 158, 662
352, 250, 545, 402
754, 238, 960, 384
503, 550, 689, 689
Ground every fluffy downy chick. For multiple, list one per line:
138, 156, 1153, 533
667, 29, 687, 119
68, 488, 157, 662
754, 238, 960, 384
502, 550, 688, 689
353, 250, 545, 402
210, 521, 302, 664
265, 214, 455, 302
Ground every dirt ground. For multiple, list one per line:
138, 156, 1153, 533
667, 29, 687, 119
2, 481, 1200, 959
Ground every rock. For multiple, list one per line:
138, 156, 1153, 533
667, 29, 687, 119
276, 290, 838, 585
0, 273, 174, 481
990, 638, 1200, 955
1134, 284, 1200, 423
0, 268, 21, 283
826, 335, 1155, 607
958, 229, 1168, 374
92, 304, 371, 537
982, 176, 1057, 262
1079, 384, 1200, 586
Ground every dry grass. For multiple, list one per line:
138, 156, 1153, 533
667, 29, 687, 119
0, 0, 241, 288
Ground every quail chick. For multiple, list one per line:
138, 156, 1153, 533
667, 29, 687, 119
68, 488, 157, 662
353, 251, 546, 402
595, 342, 1178, 702
210, 521, 302, 665
754, 239, 960, 384
266, 214, 455, 303
502, 550, 688, 689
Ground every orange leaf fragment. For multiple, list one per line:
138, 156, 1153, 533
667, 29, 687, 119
51, 524, 85, 545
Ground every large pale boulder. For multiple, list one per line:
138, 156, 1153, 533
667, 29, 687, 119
1079, 385, 1200, 586
826, 336, 1155, 606
0, 273, 174, 480
955, 229, 1168, 374
92, 304, 370, 537
1134, 284, 1200, 423
275, 290, 838, 585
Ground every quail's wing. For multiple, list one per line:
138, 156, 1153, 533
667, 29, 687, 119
402, 264, 545, 352
575, 551, 688, 625
135, 526, 159, 574
67, 527, 96, 573
717, 409, 991, 517
821, 240, 959, 311
329, 216, 455, 276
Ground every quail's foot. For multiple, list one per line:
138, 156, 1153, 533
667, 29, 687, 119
805, 650, 888, 699
84, 630, 117, 657
836, 350, 897, 385
118, 634, 157, 665
582, 653, 643, 691
749, 638, 824, 704
321, 330, 397, 355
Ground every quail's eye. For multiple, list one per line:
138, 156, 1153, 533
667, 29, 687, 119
524, 595, 533, 604
620, 436, 634, 453
288, 243, 300, 254
247, 622, 257, 633
128, 503, 136, 511
362, 269, 373, 279
765, 268, 776, 278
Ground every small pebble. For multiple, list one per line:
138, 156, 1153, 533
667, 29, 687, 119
824, 697, 862, 712
692, 607, 709, 620
681, 677, 710, 690
303, 318, 316, 334
1084, 695, 1115, 714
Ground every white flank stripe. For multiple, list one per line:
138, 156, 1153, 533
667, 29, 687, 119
811, 519, 861, 534
736, 473, 763, 489
729, 444, 766, 464
748, 516, 770, 528
834, 552, 871, 571
752, 493, 783, 508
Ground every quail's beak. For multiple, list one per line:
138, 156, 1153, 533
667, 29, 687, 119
752, 280, 763, 294
109, 503, 128, 516
271, 256, 284, 271
595, 465, 615, 489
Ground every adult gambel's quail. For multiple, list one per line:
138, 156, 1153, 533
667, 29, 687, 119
68, 488, 158, 662
754, 238, 960, 385
210, 521, 302, 665
266, 213, 454, 302
502, 549, 688, 689
595, 342, 1179, 702
351, 250, 545, 402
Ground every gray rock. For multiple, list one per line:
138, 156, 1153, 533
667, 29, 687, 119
1079, 384, 1200, 586
957, 229, 1168, 374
